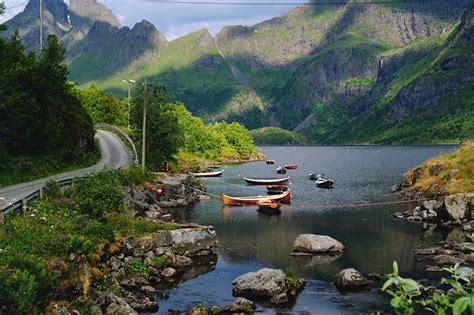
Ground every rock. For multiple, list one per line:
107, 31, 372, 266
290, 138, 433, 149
406, 215, 422, 221
366, 273, 383, 281
105, 292, 138, 315
425, 265, 443, 272
172, 255, 193, 270
170, 226, 218, 255
431, 254, 464, 265
270, 293, 288, 305
422, 199, 443, 212
141, 285, 156, 295
447, 169, 461, 179
445, 228, 466, 243
415, 247, 439, 255
333, 268, 369, 291
293, 234, 344, 254
429, 164, 443, 176
152, 231, 173, 248
124, 237, 137, 252
390, 184, 400, 193
444, 194, 470, 220
129, 299, 159, 313
232, 268, 287, 299
458, 267, 473, 280
45, 301, 76, 315
222, 297, 255, 313
109, 257, 122, 271
162, 267, 177, 278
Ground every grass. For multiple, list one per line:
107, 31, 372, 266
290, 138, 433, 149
0, 170, 175, 313
0, 149, 99, 188
404, 140, 474, 195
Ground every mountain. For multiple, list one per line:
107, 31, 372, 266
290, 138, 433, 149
3, 0, 473, 143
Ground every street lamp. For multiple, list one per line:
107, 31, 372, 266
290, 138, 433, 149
122, 79, 136, 129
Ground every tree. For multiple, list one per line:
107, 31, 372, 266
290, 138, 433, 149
0, 34, 94, 157
77, 84, 127, 126
0, 2, 5, 32
130, 84, 184, 170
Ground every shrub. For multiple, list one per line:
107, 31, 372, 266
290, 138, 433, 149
382, 261, 473, 315
43, 180, 61, 200
128, 259, 147, 274
117, 168, 150, 186
285, 268, 297, 291
73, 171, 124, 218
0, 269, 37, 314
149, 256, 166, 268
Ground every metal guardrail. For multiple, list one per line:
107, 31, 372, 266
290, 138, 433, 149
95, 124, 139, 166
1, 178, 73, 220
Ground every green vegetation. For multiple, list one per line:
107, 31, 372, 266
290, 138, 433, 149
0, 170, 173, 313
403, 140, 474, 195
382, 262, 473, 315
250, 127, 307, 145
0, 22, 98, 187
75, 83, 127, 126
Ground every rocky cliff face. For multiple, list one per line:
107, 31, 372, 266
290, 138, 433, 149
4, 0, 472, 143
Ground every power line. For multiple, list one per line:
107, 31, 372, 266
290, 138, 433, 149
4, 1, 28, 11
138, 0, 442, 5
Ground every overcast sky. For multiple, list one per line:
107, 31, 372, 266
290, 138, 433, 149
1, 0, 300, 39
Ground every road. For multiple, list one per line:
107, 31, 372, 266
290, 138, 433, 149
0, 130, 133, 210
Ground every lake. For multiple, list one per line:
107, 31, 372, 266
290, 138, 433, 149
156, 145, 456, 314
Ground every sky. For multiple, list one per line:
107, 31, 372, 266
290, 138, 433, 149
1, 0, 301, 39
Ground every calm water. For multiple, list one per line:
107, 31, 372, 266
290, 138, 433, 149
157, 146, 456, 314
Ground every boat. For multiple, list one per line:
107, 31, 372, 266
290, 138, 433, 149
221, 189, 291, 205
244, 177, 290, 185
309, 173, 324, 181
285, 164, 298, 170
257, 199, 281, 210
190, 170, 224, 177
276, 166, 287, 174
266, 160, 275, 165
315, 178, 334, 189
267, 185, 289, 195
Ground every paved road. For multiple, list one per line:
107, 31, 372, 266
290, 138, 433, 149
0, 130, 133, 210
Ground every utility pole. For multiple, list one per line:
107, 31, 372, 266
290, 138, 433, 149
122, 79, 136, 129
39, 0, 43, 51
141, 79, 148, 171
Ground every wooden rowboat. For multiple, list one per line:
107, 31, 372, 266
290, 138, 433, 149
285, 164, 298, 170
257, 199, 281, 210
190, 170, 224, 177
266, 160, 275, 165
266, 185, 289, 195
244, 177, 290, 185
221, 190, 291, 205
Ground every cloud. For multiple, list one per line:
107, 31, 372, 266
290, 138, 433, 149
1, 0, 299, 39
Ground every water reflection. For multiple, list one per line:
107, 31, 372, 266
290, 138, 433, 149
164, 145, 456, 313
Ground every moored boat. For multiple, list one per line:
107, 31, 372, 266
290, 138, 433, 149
285, 164, 298, 170
276, 166, 287, 174
315, 178, 334, 189
309, 173, 324, 181
190, 170, 224, 177
244, 177, 290, 185
266, 160, 275, 165
221, 189, 291, 205
266, 185, 289, 195
256, 199, 281, 210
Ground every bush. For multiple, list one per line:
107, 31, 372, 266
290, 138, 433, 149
149, 256, 166, 268
43, 180, 61, 200
0, 269, 37, 314
73, 171, 124, 218
117, 167, 150, 186
382, 261, 473, 315
128, 259, 147, 274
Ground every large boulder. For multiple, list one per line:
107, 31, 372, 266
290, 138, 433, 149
170, 226, 218, 255
293, 234, 344, 254
444, 194, 472, 220
333, 268, 369, 291
232, 268, 287, 299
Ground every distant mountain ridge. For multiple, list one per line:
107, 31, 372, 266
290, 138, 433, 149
3, 0, 473, 144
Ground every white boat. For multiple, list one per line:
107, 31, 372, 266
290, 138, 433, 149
315, 178, 334, 189
190, 170, 224, 177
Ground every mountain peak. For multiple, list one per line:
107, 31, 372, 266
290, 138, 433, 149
132, 20, 167, 44
23, 0, 69, 24
69, 0, 121, 30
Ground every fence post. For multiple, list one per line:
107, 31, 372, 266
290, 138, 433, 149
22, 198, 27, 211
0, 212, 4, 225
39, 187, 44, 199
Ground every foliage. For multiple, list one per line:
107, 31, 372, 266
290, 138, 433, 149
285, 268, 298, 291
250, 127, 307, 145
116, 167, 152, 187
73, 170, 124, 218
128, 259, 148, 274
0, 170, 174, 312
382, 261, 473, 315
149, 256, 166, 268
130, 84, 184, 170
43, 180, 62, 201
0, 34, 95, 157
76, 83, 127, 126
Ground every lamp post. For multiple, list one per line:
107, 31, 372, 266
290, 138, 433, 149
141, 79, 148, 171
122, 79, 136, 129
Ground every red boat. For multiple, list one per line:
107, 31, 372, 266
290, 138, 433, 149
285, 165, 298, 170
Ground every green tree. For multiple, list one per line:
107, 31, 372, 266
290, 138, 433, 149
130, 84, 184, 169
77, 83, 127, 126
0, 34, 94, 157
